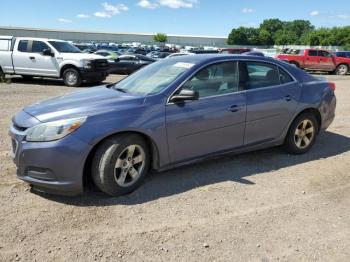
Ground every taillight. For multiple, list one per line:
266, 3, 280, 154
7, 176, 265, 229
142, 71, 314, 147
328, 82, 336, 91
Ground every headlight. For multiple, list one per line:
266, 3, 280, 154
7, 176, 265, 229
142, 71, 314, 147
82, 59, 92, 69
26, 117, 87, 142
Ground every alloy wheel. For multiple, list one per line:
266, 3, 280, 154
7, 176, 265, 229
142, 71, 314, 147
114, 145, 146, 187
294, 119, 314, 149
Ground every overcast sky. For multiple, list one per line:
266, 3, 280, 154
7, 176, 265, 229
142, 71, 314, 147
1, 0, 349, 36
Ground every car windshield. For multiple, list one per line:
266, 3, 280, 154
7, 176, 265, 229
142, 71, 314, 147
49, 41, 81, 53
113, 60, 195, 95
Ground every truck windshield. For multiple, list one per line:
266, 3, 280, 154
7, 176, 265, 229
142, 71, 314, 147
113, 60, 195, 95
49, 41, 81, 53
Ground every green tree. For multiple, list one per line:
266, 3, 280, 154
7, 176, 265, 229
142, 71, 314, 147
274, 30, 297, 46
154, 33, 167, 43
227, 27, 260, 45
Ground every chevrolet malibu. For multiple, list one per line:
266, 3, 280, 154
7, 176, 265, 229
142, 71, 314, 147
9, 55, 336, 196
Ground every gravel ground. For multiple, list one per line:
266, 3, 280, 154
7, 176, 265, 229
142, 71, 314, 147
0, 74, 349, 262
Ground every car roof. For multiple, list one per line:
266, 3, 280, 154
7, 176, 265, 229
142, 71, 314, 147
167, 54, 276, 64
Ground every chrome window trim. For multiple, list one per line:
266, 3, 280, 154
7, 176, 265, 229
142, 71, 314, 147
166, 58, 298, 105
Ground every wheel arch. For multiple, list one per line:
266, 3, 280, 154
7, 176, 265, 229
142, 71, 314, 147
285, 107, 322, 142
82, 130, 160, 190
60, 64, 81, 78
289, 60, 300, 67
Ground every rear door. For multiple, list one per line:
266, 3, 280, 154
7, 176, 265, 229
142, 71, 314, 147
239, 61, 300, 145
303, 50, 319, 69
12, 40, 32, 75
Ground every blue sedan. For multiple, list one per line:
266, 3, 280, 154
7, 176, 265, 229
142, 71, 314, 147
9, 55, 336, 196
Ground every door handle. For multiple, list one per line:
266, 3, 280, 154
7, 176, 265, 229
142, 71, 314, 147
284, 95, 292, 101
29, 56, 35, 60
229, 105, 240, 112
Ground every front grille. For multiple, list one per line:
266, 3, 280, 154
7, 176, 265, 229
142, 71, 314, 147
94, 59, 109, 70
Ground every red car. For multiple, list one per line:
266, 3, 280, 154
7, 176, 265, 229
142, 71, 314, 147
276, 49, 350, 75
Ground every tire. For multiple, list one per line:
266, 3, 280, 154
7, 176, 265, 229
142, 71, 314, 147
335, 64, 348, 75
284, 112, 319, 154
0, 67, 4, 80
289, 61, 300, 68
92, 134, 150, 196
63, 68, 82, 87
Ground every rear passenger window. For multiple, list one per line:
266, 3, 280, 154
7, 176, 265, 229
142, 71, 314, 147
239, 62, 280, 90
18, 40, 28, 52
279, 68, 294, 84
32, 41, 50, 53
308, 50, 318, 56
0, 39, 10, 51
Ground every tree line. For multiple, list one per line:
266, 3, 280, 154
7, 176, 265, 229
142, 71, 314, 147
227, 19, 350, 49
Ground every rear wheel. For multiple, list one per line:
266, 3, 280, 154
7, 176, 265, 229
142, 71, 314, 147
63, 68, 82, 87
0, 67, 5, 80
284, 113, 319, 154
92, 134, 150, 196
335, 64, 348, 75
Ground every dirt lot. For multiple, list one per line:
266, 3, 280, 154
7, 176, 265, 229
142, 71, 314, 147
0, 74, 349, 262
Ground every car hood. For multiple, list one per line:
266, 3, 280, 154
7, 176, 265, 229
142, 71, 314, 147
23, 86, 144, 123
58, 53, 105, 60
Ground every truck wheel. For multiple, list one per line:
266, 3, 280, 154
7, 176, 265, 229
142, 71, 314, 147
289, 61, 300, 68
63, 68, 82, 87
0, 67, 5, 80
92, 134, 150, 196
335, 64, 348, 75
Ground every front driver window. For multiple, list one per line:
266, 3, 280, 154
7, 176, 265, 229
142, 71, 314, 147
182, 62, 239, 98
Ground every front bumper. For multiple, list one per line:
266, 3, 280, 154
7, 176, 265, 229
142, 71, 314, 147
9, 124, 93, 196
80, 69, 109, 82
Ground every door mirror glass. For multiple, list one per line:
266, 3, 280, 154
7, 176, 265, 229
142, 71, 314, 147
170, 89, 199, 103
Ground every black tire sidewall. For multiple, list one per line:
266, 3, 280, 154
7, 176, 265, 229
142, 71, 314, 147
63, 68, 82, 87
92, 135, 150, 196
284, 113, 319, 154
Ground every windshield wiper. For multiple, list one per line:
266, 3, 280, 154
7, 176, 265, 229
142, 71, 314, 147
114, 87, 127, 93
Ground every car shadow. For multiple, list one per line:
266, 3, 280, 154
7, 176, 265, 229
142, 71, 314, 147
9, 77, 112, 87
34, 131, 350, 206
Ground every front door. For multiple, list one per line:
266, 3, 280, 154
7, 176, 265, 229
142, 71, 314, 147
166, 61, 247, 163
318, 50, 335, 71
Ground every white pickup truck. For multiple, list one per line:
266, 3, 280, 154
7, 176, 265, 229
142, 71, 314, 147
0, 36, 110, 87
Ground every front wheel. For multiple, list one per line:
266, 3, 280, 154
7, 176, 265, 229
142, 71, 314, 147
92, 134, 150, 196
63, 68, 82, 87
335, 64, 348, 75
284, 113, 319, 154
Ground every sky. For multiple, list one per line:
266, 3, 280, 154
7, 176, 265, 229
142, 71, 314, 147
0, 0, 349, 37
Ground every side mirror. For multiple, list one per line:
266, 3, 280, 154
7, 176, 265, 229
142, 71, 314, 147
170, 89, 199, 103
42, 49, 54, 57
